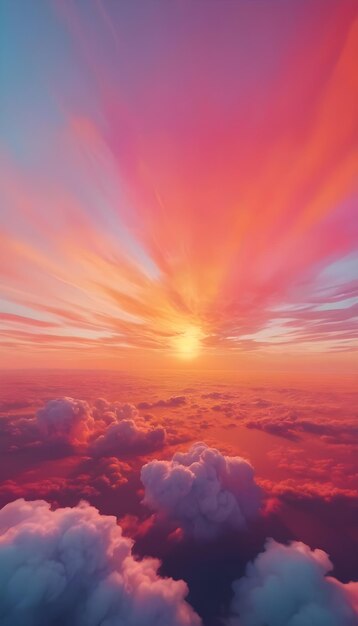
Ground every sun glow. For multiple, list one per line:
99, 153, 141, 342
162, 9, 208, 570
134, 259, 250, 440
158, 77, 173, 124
172, 326, 203, 360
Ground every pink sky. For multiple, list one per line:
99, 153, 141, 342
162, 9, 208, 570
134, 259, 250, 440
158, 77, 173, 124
0, 0, 357, 372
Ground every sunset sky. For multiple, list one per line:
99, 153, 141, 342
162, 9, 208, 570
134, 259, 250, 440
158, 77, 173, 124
1, 0, 357, 372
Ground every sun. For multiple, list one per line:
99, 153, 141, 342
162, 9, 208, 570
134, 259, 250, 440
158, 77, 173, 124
172, 326, 203, 360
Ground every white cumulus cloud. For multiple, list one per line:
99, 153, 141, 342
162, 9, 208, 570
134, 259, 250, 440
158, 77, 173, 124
0, 498, 201, 626
229, 538, 358, 626
141, 442, 261, 539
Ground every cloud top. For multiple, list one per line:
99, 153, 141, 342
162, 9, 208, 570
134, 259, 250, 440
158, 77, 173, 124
230, 538, 358, 626
91, 418, 166, 456
0, 498, 201, 626
33, 397, 166, 456
141, 442, 261, 539
36, 397, 94, 444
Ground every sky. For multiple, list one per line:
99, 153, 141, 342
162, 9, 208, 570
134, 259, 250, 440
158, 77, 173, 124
0, 0, 357, 374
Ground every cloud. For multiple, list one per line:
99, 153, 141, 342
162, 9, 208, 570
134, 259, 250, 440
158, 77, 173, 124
36, 397, 94, 445
141, 442, 261, 539
0, 456, 132, 508
93, 400, 139, 422
201, 392, 233, 400
229, 539, 358, 626
0, 400, 32, 413
39, 398, 168, 456
0, 498, 201, 626
245, 417, 299, 441
137, 396, 187, 410
91, 418, 166, 456
245, 414, 358, 445
259, 478, 358, 504
262, 447, 358, 503
90, 400, 166, 456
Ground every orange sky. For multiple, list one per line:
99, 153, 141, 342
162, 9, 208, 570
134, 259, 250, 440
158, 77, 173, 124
0, 0, 357, 372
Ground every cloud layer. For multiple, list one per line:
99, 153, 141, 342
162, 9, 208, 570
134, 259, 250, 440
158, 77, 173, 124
0, 498, 201, 626
0, 379, 357, 624
141, 442, 261, 539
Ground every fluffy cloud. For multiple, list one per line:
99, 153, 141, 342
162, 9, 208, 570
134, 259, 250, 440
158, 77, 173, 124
34, 397, 166, 456
36, 397, 94, 444
229, 539, 358, 626
91, 418, 166, 456
93, 400, 139, 422
141, 442, 261, 539
90, 401, 166, 456
0, 498, 201, 626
